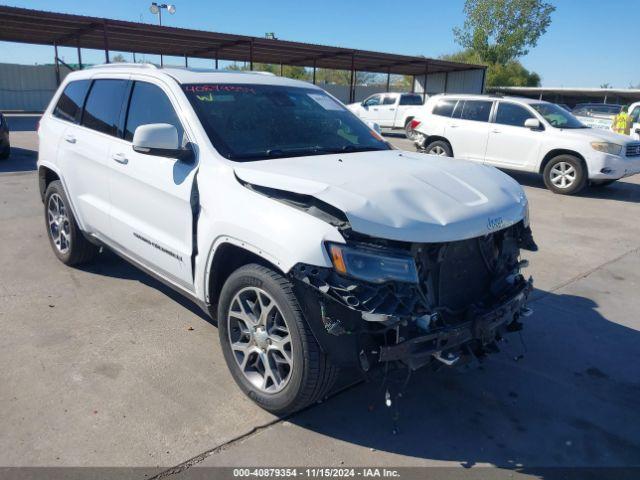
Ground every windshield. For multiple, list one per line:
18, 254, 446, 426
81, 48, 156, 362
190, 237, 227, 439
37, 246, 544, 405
183, 84, 390, 161
530, 103, 587, 129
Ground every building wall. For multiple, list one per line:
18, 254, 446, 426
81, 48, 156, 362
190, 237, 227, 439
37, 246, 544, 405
0, 63, 71, 111
414, 69, 485, 95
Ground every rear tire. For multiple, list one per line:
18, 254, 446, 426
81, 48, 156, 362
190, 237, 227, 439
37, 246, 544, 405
424, 140, 453, 157
542, 155, 587, 195
404, 119, 416, 140
44, 180, 98, 266
218, 264, 338, 416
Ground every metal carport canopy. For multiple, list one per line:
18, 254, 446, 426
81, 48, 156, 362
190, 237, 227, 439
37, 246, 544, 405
0, 5, 483, 76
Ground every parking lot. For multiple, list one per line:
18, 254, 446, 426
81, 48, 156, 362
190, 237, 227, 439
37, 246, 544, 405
1, 115, 639, 476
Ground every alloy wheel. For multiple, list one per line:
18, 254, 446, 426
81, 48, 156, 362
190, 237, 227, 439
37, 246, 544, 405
47, 193, 71, 254
429, 145, 447, 156
227, 287, 293, 394
550, 161, 576, 189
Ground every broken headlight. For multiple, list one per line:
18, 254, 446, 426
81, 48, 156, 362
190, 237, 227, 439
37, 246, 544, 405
326, 242, 419, 284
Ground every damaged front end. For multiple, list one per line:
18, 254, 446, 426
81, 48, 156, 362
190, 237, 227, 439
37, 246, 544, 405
290, 222, 536, 373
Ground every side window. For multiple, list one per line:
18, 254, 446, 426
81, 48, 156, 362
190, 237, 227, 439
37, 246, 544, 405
399, 94, 423, 106
631, 107, 640, 123
53, 80, 90, 123
382, 96, 396, 105
432, 99, 457, 117
81, 79, 128, 137
125, 81, 184, 144
363, 95, 381, 107
495, 102, 535, 127
459, 100, 493, 122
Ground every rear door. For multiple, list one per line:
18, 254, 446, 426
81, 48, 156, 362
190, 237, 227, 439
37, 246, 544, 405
484, 101, 543, 170
107, 78, 197, 289
57, 77, 129, 234
446, 99, 493, 162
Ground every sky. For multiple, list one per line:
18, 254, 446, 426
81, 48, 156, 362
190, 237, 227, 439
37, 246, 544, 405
0, 0, 637, 88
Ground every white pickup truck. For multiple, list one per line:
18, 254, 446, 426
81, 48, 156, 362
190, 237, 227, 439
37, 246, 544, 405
347, 92, 425, 137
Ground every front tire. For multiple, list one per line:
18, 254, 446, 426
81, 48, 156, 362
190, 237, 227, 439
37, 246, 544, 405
44, 180, 98, 265
543, 155, 587, 195
218, 264, 338, 415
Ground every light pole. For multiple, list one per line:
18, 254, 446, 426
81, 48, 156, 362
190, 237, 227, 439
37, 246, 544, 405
149, 2, 176, 67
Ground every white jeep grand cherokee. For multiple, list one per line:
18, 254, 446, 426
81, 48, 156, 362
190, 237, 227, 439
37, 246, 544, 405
38, 64, 536, 415
413, 94, 640, 195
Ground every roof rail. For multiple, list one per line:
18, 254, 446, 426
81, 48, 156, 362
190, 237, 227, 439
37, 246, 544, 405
90, 62, 158, 70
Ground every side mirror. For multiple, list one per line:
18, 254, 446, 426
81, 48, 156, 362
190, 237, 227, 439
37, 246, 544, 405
524, 118, 542, 130
132, 123, 193, 162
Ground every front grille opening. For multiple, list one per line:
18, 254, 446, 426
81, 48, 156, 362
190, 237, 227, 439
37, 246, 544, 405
437, 238, 492, 311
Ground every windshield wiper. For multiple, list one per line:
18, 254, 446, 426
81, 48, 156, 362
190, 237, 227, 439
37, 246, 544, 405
232, 144, 388, 161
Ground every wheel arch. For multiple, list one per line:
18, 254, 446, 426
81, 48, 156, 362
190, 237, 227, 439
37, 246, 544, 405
205, 240, 286, 312
539, 149, 587, 174
38, 165, 61, 202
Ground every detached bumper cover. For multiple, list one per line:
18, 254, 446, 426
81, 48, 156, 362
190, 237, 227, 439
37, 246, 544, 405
379, 277, 532, 368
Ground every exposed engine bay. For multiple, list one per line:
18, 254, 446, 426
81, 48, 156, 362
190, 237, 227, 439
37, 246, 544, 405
290, 221, 536, 372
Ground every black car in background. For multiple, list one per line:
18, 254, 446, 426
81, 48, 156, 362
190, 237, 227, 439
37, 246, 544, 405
0, 113, 10, 159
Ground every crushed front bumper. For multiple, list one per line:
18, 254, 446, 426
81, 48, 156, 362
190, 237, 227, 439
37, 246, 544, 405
378, 278, 532, 369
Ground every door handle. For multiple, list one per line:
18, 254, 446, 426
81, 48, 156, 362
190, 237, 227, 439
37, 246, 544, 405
64, 134, 76, 144
491, 129, 502, 133
449, 124, 459, 128
389, 108, 395, 111
112, 153, 129, 165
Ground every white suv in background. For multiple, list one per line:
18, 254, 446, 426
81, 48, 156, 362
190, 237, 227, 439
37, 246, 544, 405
413, 94, 640, 195
38, 65, 535, 415
347, 92, 424, 137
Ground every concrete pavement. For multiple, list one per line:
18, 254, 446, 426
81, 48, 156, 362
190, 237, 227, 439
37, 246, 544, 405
1, 118, 639, 476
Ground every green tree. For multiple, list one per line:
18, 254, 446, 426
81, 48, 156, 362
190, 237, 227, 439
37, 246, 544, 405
453, 0, 555, 64
442, 49, 541, 87
111, 54, 127, 63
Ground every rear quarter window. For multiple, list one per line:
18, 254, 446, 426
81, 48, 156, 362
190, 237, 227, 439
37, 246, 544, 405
53, 80, 90, 123
432, 99, 457, 117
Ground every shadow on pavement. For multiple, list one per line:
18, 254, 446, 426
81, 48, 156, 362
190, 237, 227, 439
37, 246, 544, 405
0, 146, 38, 173
77, 249, 212, 323
79, 248, 640, 471
280, 292, 640, 471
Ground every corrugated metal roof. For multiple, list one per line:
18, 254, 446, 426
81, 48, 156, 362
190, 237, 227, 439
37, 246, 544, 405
0, 5, 485, 76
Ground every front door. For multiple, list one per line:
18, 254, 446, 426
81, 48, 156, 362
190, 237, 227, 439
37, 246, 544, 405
484, 101, 542, 170
107, 79, 197, 289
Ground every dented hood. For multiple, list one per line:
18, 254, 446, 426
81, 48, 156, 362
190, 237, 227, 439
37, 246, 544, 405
233, 150, 528, 242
